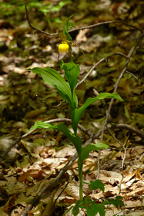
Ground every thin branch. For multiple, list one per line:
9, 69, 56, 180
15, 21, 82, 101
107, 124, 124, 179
93, 88, 99, 96
116, 123, 144, 138
121, 135, 129, 169
24, 2, 142, 39
76, 58, 106, 88
126, 70, 138, 80
112, 52, 129, 59
24, 0, 58, 37
69, 20, 142, 33
54, 178, 71, 206
45, 118, 92, 136
100, 32, 144, 140
22, 118, 92, 138
76, 52, 128, 88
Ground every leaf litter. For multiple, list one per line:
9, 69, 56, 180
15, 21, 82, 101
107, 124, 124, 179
0, 0, 144, 215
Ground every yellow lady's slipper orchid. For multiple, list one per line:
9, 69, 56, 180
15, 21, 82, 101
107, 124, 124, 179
58, 42, 69, 53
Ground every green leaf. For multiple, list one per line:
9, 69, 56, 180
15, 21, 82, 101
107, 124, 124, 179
61, 61, 79, 108
81, 142, 109, 162
73, 91, 78, 108
49, 1, 69, 12
30, 121, 57, 131
87, 204, 105, 216
103, 196, 124, 208
89, 180, 105, 192
79, 198, 105, 216
72, 200, 81, 216
72, 92, 123, 132
61, 62, 80, 92
63, 18, 73, 41
31, 67, 75, 108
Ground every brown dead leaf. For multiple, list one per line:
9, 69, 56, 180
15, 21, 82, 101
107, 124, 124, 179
98, 170, 122, 184
76, 29, 89, 43
55, 145, 75, 158
65, 181, 80, 200
125, 199, 144, 208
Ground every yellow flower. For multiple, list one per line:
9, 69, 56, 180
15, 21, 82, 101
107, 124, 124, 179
58, 42, 69, 53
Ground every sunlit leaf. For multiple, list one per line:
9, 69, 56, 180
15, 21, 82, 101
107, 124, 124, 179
87, 204, 105, 216
103, 196, 124, 208
32, 67, 75, 108
30, 121, 57, 131
61, 62, 80, 92
79, 198, 105, 216
72, 92, 123, 132
63, 18, 73, 41
81, 142, 109, 161
89, 180, 105, 192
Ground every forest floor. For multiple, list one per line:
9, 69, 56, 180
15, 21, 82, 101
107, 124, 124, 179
0, 0, 144, 215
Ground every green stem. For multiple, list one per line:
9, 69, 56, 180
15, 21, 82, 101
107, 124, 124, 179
78, 157, 83, 200
71, 105, 83, 200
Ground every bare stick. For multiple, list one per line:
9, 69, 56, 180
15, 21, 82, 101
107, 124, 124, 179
100, 32, 144, 140
69, 20, 142, 33
121, 136, 129, 169
97, 32, 143, 175
76, 58, 106, 88
24, 0, 58, 37
76, 52, 128, 88
22, 118, 92, 138
24, 2, 142, 39
116, 123, 144, 138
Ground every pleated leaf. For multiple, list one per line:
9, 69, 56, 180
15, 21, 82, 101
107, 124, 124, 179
72, 92, 123, 133
32, 67, 75, 107
61, 62, 80, 92
81, 142, 109, 162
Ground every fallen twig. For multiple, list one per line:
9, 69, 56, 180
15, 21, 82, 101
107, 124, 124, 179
76, 58, 105, 88
24, 1, 142, 39
116, 123, 144, 138
24, 0, 58, 37
69, 20, 142, 33
22, 117, 92, 138
76, 52, 128, 88
100, 32, 144, 140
